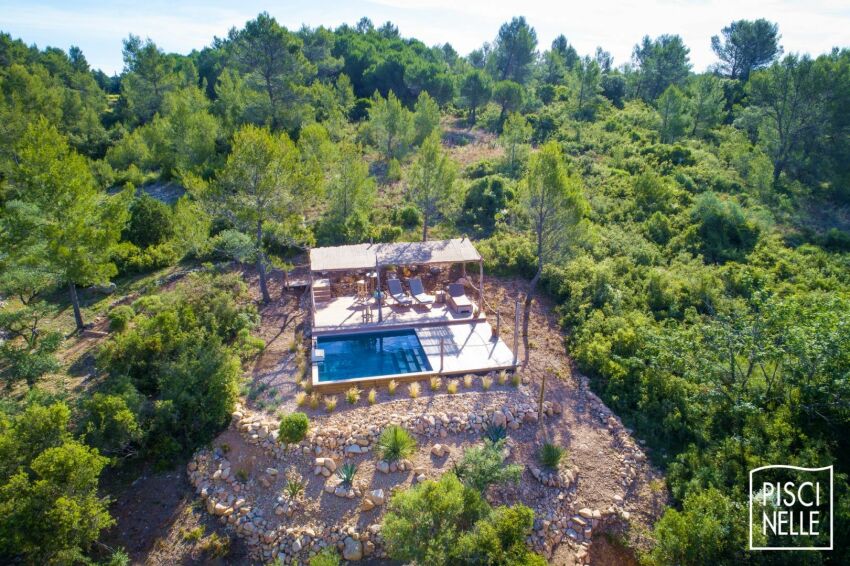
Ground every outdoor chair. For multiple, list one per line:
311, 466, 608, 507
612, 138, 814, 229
387, 278, 414, 306
447, 283, 473, 315
408, 277, 435, 308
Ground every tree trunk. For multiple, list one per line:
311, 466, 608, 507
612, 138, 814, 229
256, 222, 271, 304
68, 281, 84, 331
422, 213, 428, 242
537, 370, 547, 439
522, 267, 541, 366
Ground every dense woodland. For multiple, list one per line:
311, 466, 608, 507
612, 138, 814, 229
0, 12, 849, 565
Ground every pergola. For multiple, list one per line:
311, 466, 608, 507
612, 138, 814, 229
308, 238, 484, 322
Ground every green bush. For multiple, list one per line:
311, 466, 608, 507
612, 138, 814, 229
112, 241, 180, 275
395, 205, 422, 228
124, 192, 175, 248
382, 473, 543, 565
459, 175, 514, 235
0, 403, 114, 563
278, 412, 309, 444
97, 273, 254, 463
108, 305, 135, 332
377, 425, 417, 462
477, 233, 536, 278
453, 439, 522, 493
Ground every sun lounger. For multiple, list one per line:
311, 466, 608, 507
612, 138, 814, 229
408, 277, 435, 307
447, 283, 473, 315
387, 278, 413, 306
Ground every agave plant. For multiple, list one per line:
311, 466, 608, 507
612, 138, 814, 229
336, 462, 358, 487
484, 423, 507, 443
377, 425, 417, 462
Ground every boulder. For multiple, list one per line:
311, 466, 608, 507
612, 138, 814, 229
343, 537, 363, 561
368, 489, 385, 506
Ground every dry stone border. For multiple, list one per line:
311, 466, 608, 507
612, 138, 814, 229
191, 392, 654, 564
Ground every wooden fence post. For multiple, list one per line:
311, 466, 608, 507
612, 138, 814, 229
513, 298, 520, 366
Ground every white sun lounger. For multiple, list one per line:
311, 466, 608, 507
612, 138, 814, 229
387, 278, 414, 306
408, 277, 435, 307
447, 283, 473, 315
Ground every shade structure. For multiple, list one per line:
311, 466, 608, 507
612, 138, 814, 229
309, 238, 482, 273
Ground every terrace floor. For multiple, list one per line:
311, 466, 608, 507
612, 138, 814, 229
415, 321, 515, 375
312, 294, 477, 333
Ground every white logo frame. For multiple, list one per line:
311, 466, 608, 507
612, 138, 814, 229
749, 464, 833, 551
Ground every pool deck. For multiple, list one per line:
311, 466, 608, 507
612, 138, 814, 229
311, 320, 517, 392
312, 294, 478, 334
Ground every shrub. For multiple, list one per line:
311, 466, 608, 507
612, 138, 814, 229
0, 403, 114, 563
368, 388, 377, 405
447, 381, 458, 394
324, 395, 338, 413
387, 379, 398, 396
481, 376, 492, 391
336, 462, 358, 487
124, 192, 175, 248
108, 305, 135, 332
497, 370, 507, 385
452, 505, 546, 565
377, 425, 417, 462
396, 205, 422, 228
429, 376, 442, 391
345, 386, 362, 405
463, 375, 473, 388
278, 412, 309, 444
454, 439, 522, 493
510, 372, 522, 387
540, 443, 565, 469
236, 469, 249, 482
309, 392, 320, 409
408, 382, 421, 398
295, 391, 307, 407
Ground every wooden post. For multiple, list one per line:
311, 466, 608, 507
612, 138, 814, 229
478, 259, 484, 317
513, 298, 520, 366
439, 337, 445, 373
495, 310, 501, 339
376, 257, 382, 323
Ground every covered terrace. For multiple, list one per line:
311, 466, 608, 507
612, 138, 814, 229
308, 238, 488, 333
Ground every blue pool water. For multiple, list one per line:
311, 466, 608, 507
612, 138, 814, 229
316, 329, 432, 382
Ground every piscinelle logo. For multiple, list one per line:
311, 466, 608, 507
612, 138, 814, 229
749, 465, 833, 551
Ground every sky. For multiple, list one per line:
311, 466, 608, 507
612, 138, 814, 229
1, 0, 849, 75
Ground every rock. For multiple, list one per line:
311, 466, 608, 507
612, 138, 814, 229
578, 508, 594, 519
292, 538, 302, 553
493, 411, 507, 428
368, 489, 385, 506
376, 460, 389, 473
362, 498, 375, 511
266, 467, 278, 476
324, 482, 335, 494
213, 503, 228, 516
431, 444, 444, 457
343, 537, 363, 561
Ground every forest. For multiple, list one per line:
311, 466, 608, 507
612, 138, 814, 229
1, 11, 849, 565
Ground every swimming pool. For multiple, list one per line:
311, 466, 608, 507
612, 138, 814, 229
315, 329, 432, 382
